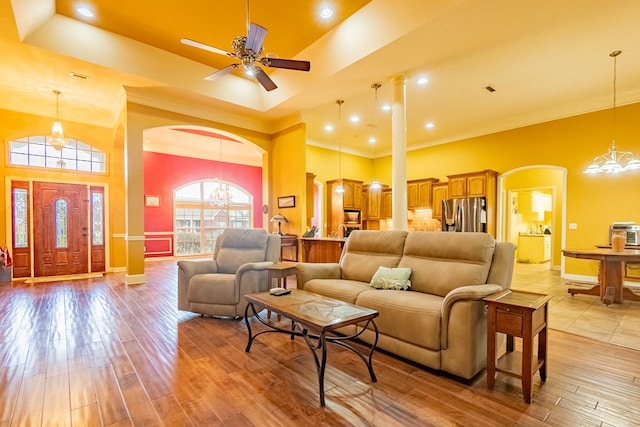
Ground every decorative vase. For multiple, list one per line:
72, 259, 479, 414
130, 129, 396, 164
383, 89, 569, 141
611, 230, 626, 252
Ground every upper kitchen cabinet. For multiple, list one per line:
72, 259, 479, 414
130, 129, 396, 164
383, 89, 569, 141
326, 178, 364, 237
407, 178, 439, 209
431, 182, 449, 219
382, 188, 393, 219
448, 170, 498, 198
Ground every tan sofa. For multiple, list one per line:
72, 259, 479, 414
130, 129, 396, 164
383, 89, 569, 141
296, 230, 516, 380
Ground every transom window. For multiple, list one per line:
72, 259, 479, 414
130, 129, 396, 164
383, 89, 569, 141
9, 135, 105, 172
175, 180, 253, 255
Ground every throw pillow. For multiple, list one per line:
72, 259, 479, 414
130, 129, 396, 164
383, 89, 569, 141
370, 266, 412, 290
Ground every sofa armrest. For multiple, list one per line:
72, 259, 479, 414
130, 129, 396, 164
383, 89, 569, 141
236, 261, 274, 278
177, 259, 218, 282
176, 259, 218, 311
295, 262, 342, 289
440, 283, 504, 349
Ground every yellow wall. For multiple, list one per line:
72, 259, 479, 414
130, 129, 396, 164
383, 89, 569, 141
306, 102, 640, 278
271, 123, 306, 236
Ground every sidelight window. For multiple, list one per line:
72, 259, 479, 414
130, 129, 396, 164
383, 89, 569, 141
55, 199, 68, 248
13, 189, 28, 248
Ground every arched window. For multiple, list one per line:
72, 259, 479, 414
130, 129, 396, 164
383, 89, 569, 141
174, 180, 253, 255
8, 135, 106, 172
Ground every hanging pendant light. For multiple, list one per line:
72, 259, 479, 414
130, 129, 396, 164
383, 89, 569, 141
584, 51, 640, 174
46, 90, 68, 150
335, 99, 345, 193
369, 83, 382, 190
210, 138, 233, 206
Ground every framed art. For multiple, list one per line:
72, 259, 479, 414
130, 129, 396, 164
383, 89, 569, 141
278, 195, 296, 208
145, 195, 160, 207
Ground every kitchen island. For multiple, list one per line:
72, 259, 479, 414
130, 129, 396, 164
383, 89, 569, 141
301, 237, 346, 263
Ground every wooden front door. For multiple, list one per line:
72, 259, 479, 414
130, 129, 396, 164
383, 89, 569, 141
33, 182, 89, 276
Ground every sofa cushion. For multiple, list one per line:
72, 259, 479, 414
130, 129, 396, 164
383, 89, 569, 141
188, 273, 237, 304
341, 230, 408, 283
304, 279, 370, 304
216, 229, 269, 274
370, 266, 412, 290
356, 289, 443, 351
398, 232, 495, 297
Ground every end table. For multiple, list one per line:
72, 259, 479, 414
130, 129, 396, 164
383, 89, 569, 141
266, 262, 297, 320
484, 289, 552, 403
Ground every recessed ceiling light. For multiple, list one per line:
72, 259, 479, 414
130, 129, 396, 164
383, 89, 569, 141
320, 6, 334, 19
325, 124, 334, 132
369, 137, 376, 144
381, 104, 391, 111
425, 122, 435, 129
350, 115, 360, 123
417, 77, 429, 85
77, 7, 94, 18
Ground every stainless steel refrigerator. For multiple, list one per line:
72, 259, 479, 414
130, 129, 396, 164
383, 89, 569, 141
442, 197, 487, 232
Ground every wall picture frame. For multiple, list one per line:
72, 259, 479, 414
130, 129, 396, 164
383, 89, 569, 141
278, 195, 296, 208
145, 195, 160, 207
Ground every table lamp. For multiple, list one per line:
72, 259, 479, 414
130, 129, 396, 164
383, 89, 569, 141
270, 213, 288, 235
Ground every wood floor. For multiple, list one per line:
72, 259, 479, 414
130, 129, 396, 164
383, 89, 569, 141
2, 260, 640, 426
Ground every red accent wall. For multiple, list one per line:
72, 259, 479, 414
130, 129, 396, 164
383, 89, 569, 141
143, 152, 263, 256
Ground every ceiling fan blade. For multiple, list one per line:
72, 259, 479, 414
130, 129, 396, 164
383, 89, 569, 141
181, 38, 234, 57
204, 64, 239, 81
261, 57, 311, 72
245, 23, 267, 53
253, 66, 277, 91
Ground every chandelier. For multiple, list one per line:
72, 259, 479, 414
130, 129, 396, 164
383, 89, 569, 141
584, 51, 640, 174
369, 83, 382, 190
46, 90, 68, 150
210, 139, 233, 206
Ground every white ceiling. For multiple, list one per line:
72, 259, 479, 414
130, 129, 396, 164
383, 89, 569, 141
2, 0, 640, 159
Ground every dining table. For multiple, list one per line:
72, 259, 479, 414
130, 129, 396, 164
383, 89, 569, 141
562, 248, 640, 304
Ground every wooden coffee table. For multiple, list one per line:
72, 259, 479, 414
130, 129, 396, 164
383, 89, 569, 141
243, 289, 379, 407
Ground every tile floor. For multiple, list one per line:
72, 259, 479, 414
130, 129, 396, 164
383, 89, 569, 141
511, 262, 640, 350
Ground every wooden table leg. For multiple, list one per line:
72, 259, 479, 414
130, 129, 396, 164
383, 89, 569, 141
486, 306, 497, 390
602, 260, 625, 304
522, 313, 533, 404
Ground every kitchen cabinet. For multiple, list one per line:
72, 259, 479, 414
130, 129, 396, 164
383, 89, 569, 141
517, 234, 551, 263
431, 182, 449, 219
326, 178, 363, 237
447, 170, 497, 199
518, 190, 552, 220
407, 178, 439, 209
364, 184, 386, 220
382, 189, 393, 219
447, 169, 498, 237
343, 179, 363, 209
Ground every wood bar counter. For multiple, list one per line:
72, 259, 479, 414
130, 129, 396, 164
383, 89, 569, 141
301, 238, 346, 263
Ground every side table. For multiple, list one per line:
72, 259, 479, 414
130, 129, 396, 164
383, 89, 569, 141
267, 261, 297, 289
266, 262, 297, 320
484, 289, 552, 403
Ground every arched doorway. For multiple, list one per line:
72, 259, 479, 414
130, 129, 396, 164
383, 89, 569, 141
498, 166, 567, 273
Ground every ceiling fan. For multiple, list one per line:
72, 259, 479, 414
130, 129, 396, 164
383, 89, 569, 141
181, 0, 311, 91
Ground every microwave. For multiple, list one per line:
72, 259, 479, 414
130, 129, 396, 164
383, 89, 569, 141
609, 224, 640, 246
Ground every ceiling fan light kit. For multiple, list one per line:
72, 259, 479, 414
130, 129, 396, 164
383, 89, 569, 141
181, 1, 310, 91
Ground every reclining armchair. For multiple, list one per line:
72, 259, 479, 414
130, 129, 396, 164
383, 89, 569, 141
177, 228, 281, 318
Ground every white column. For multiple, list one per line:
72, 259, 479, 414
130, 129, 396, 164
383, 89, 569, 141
391, 75, 408, 230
